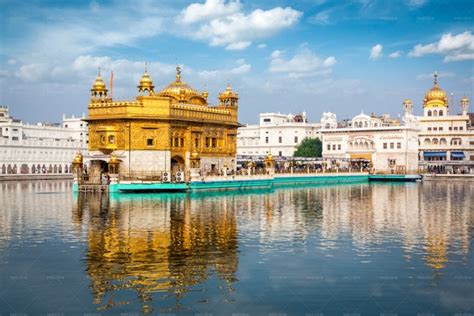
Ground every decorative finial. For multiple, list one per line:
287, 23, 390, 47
98, 67, 101, 77
226, 82, 232, 90
144, 62, 148, 73
434, 71, 438, 86
176, 65, 181, 82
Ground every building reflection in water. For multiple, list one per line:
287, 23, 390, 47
70, 182, 473, 313
73, 191, 239, 314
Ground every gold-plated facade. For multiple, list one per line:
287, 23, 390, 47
86, 66, 239, 175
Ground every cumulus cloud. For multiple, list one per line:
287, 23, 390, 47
409, 31, 474, 62
369, 44, 383, 60
15, 64, 50, 81
389, 50, 402, 58
269, 48, 336, 78
178, 0, 241, 24
177, 1, 302, 50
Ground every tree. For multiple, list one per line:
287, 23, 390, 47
293, 137, 322, 157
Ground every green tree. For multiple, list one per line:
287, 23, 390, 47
293, 137, 322, 157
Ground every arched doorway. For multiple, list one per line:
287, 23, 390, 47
171, 156, 185, 175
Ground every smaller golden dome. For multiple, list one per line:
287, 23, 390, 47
91, 68, 107, 91
423, 72, 447, 107
137, 63, 155, 94
72, 152, 83, 165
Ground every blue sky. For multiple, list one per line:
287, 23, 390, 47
0, 0, 473, 124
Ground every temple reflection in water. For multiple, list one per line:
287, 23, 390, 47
73, 192, 239, 313
66, 182, 474, 313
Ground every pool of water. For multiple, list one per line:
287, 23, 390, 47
0, 180, 473, 315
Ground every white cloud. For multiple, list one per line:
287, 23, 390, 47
178, 2, 302, 50
258, 43, 267, 49
271, 50, 283, 59
408, 31, 474, 62
178, 0, 241, 24
15, 64, 50, 81
369, 44, 383, 60
389, 50, 402, 58
308, 9, 331, 25
269, 48, 336, 78
198, 59, 251, 79
225, 41, 251, 50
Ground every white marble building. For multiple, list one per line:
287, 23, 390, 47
320, 109, 420, 174
412, 73, 474, 173
237, 112, 322, 157
0, 106, 88, 175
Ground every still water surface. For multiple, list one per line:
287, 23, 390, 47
0, 181, 473, 315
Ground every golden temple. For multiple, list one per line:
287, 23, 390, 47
84, 65, 239, 179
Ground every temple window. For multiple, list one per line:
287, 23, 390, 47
439, 110, 443, 116
383, 143, 387, 149
108, 135, 115, 144
397, 143, 401, 149
327, 144, 331, 150
390, 143, 394, 149
147, 138, 153, 146
428, 110, 432, 116
294, 136, 298, 143
100, 135, 106, 144
194, 138, 199, 148
212, 138, 217, 148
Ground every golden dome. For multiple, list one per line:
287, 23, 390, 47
158, 66, 206, 105
219, 83, 238, 99
91, 68, 107, 91
137, 64, 155, 94
423, 72, 447, 107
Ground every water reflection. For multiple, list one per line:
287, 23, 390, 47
74, 192, 240, 314
1, 181, 473, 314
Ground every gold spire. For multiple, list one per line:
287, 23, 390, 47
176, 65, 181, 83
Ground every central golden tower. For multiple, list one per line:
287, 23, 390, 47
85, 66, 239, 178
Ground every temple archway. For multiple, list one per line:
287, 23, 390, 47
171, 156, 185, 174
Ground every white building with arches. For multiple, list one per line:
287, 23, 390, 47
0, 106, 88, 176
320, 109, 420, 174
237, 112, 321, 157
410, 72, 474, 173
